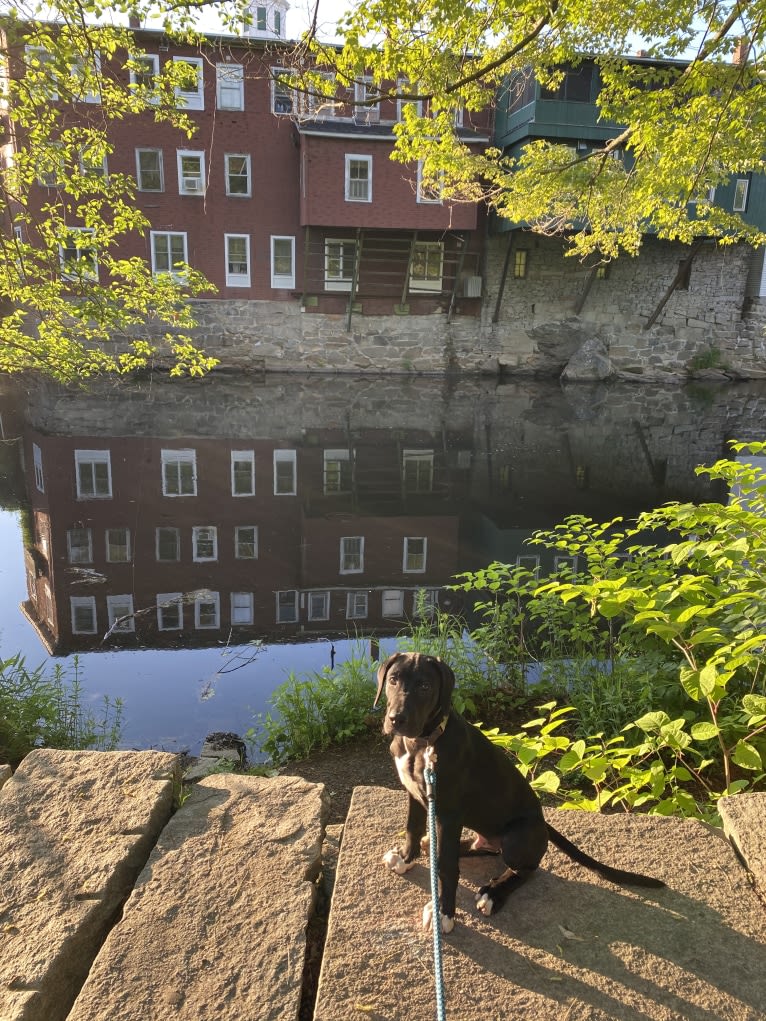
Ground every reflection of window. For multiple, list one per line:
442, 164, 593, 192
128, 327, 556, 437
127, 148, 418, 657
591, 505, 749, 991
75, 449, 112, 498
192, 526, 218, 562
136, 149, 163, 191
106, 527, 131, 562
33, 444, 44, 492
382, 589, 404, 616
107, 594, 134, 632
403, 536, 427, 572
403, 449, 433, 492
276, 590, 298, 622
346, 591, 368, 619
271, 68, 295, 113
67, 528, 93, 564
340, 536, 364, 573
345, 155, 372, 202
225, 153, 251, 196
151, 232, 188, 280
173, 56, 204, 110
409, 242, 443, 292
733, 177, 750, 212
231, 450, 255, 495
216, 63, 244, 110
195, 591, 220, 628
325, 238, 356, 291
273, 449, 296, 495
308, 591, 330, 620
177, 150, 205, 194
231, 592, 254, 625
225, 234, 251, 287
156, 527, 180, 561
554, 555, 578, 573
157, 592, 183, 630
71, 596, 97, 634
235, 525, 258, 558
161, 448, 196, 496
271, 236, 295, 288
516, 554, 540, 576
324, 449, 351, 494
513, 249, 528, 278
413, 589, 438, 616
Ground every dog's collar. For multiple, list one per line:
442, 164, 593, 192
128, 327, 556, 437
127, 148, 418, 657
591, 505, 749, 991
424, 713, 449, 746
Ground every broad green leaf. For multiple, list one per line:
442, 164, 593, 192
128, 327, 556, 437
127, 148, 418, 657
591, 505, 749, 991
691, 722, 719, 741
732, 740, 762, 771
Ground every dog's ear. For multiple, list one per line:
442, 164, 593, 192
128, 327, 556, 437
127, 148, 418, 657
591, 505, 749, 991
373, 652, 406, 708
430, 657, 456, 716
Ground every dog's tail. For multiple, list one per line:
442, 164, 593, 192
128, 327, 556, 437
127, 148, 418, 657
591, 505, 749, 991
546, 824, 665, 889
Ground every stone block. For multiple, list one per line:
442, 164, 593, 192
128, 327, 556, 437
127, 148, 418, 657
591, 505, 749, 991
0, 763, 11, 788
719, 792, 766, 895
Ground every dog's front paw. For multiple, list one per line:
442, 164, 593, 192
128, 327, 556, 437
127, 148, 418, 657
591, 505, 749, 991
383, 848, 415, 875
422, 901, 455, 934
475, 887, 494, 916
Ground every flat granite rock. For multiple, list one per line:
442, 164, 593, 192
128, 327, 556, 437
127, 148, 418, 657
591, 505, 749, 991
68, 773, 329, 1021
314, 786, 766, 1021
719, 792, 766, 895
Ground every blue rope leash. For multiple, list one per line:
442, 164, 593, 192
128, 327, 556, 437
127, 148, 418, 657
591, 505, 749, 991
424, 753, 447, 1021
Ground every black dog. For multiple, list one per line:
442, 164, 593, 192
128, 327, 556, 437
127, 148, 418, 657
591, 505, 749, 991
375, 652, 664, 933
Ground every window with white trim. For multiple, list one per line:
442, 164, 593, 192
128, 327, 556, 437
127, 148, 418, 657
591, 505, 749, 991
70, 52, 101, 103
323, 449, 351, 494
25, 45, 58, 100
276, 590, 298, 623
354, 78, 379, 123
271, 68, 295, 113
254, 5, 268, 31
416, 161, 443, 203
340, 536, 364, 574
33, 443, 44, 492
382, 589, 404, 616
60, 228, 98, 281
231, 591, 254, 625
106, 527, 131, 563
192, 526, 218, 562
195, 591, 220, 629
345, 155, 372, 202
397, 80, 422, 120
346, 591, 368, 619
136, 149, 163, 191
151, 232, 188, 279
409, 242, 443, 293
273, 449, 296, 495
157, 592, 183, 630
234, 525, 258, 559
225, 153, 251, 196
67, 528, 93, 564
308, 591, 330, 621
733, 177, 750, 212
413, 588, 438, 617
173, 56, 204, 110
71, 596, 97, 634
130, 53, 159, 92
107, 594, 134, 632
161, 448, 196, 496
156, 527, 180, 561
177, 150, 205, 195
75, 449, 112, 499
403, 449, 434, 492
79, 148, 107, 179
271, 235, 295, 288
216, 63, 244, 110
225, 234, 251, 287
325, 238, 356, 291
231, 450, 255, 495
403, 536, 427, 573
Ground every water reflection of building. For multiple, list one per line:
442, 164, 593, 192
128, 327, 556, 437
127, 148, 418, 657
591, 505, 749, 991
5, 373, 766, 656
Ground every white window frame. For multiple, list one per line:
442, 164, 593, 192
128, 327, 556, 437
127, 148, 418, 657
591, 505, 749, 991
409, 241, 443, 293
397, 80, 422, 121
345, 154, 372, 202
323, 448, 351, 494
107, 594, 135, 633
71, 596, 97, 635
78, 148, 107, 179
224, 153, 251, 197
276, 589, 299, 623
173, 55, 204, 111
67, 527, 93, 564
273, 449, 297, 495
33, 443, 44, 492
129, 53, 159, 93
70, 51, 101, 104
308, 591, 330, 621
156, 527, 180, 561
75, 449, 112, 499
271, 235, 295, 289
157, 592, 183, 630
325, 238, 356, 291
231, 449, 255, 495
413, 588, 439, 617
403, 536, 427, 573
59, 228, 98, 281
403, 449, 434, 492
231, 591, 254, 625
150, 231, 188, 280
192, 525, 218, 562
225, 234, 251, 288
195, 591, 220, 629
354, 78, 380, 124
177, 150, 205, 195
106, 527, 131, 563
25, 44, 58, 100
340, 536, 364, 574
382, 589, 405, 616
161, 448, 197, 496
416, 160, 443, 204
271, 67, 295, 114
234, 525, 258, 559
346, 591, 368, 619
733, 177, 750, 212
216, 62, 244, 110
136, 148, 164, 192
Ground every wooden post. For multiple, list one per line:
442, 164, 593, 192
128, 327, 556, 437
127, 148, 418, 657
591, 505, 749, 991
644, 239, 705, 329
492, 231, 515, 323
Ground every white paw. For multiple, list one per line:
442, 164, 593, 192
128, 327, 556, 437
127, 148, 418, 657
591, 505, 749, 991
422, 901, 455, 934
383, 848, 415, 875
476, 892, 494, 916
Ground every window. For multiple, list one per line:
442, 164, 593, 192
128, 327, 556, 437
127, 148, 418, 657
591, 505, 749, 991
79, 149, 107, 179
25, 45, 58, 100
413, 589, 438, 617
71, 596, 97, 634
36, 145, 64, 188
397, 80, 422, 120
403, 449, 434, 493
308, 591, 330, 621
324, 449, 352, 494
346, 591, 368, 619
554, 555, 578, 573
130, 53, 159, 92
195, 591, 220, 629
231, 591, 254, 625
225, 234, 251, 287
151, 232, 188, 279
107, 595, 134, 633
345, 155, 372, 202
60, 229, 98, 281
67, 528, 93, 564
516, 555, 540, 576
136, 149, 164, 192
273, 9, 282, 34
271, 68, 295, 113
409, 242, 443, 293
382, 589, 404, 616
276, 590, 298, 623
156, 527, 180, 561
354, 79, 379, 123
254, 5, 268, 30
71, 52, 101, 103
225, 153, 251, 196
416, 161, 442, 203
340, 536, 364, 574
157, 592, 183, 630
513, 249, 528, 278
216, 63, 244, 110
33, 443, 44, 492
192, 526, 218, 562
403, 536, 427, 573
177, 150, 205, 195
161, 448, 196, 496
173, 56, 204, 111
75, 449, 112, 499
325, 238, 356, 291
273, 449, 296, 495
235, 525, 258, 559
271, 236, 295, 288
733, 177, 750, 212
106, 527, 131, 563
231, 450, 255, 495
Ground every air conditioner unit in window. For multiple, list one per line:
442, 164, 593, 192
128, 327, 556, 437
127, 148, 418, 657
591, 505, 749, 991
463, 275, 483, 298
183, 176, 202, 192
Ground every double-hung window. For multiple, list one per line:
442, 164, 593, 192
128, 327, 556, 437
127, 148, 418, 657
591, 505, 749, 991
225, 234, 251, 287
173, 56, 204, 111
67, 528, 93, 564
25, 45, 58, 100
136, 149, 164, 192
157, 592, 183, 630
325, 239, 356, 291
271, 236, 295, 289
70, 52, 101, 103
416, 160, 443, 203
403, 536, 427, 573
273, 450, 296, 495
346, 592, 368, 619
231, 450, 255, 495
192, 526, 217, 562
60, 228, 98, 281
106, 527, 131, 562
107, 595, 134, 633
71, 596, 97, 634
177, 150, 205, 195
345, 155, 372, 202
75, 449, 112, 499
156, 527, 180, 561
323, 449, 352, 494
382, 589, 405, 616
161, 448, 196, 496
308, 591, 330, 621
225, 153, 251, 196
216, 63, 244, 110
276, 590, 298, 623
397, 80, 422, 121
271, 68, 295, 113
130, 53, 159, 92
403, 449, 434, 492
340, 536, 364, 574
733, 177, 750, 213
354, 79, 379, 123
409, 241, 443, 293
151, 232, 188, 280
231, 592, 254, 625
195, 591, 220, 629
235, 525, 258, 559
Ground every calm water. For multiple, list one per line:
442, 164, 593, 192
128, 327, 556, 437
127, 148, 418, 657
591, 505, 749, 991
2, 371, 765, 755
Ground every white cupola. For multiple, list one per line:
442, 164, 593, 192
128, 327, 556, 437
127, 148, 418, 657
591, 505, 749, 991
244, 0, 289, 39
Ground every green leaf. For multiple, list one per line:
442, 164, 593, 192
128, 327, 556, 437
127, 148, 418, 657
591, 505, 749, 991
732, 740, 762, 771
530, 770, 561, 794
691, 721, 720, 741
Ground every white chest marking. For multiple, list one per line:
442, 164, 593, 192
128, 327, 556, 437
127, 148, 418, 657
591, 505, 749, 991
395, 751, 427, 807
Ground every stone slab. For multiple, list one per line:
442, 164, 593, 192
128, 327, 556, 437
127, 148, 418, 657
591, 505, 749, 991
719, 792, 766, 894
315, 787, 766, 1021
0, 762, 11, 788
68, 774, 329, 1021
0, 749, 177, 1021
